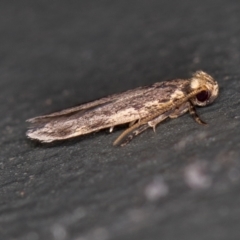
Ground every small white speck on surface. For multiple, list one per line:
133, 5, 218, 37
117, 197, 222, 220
144, 176, 169, 201
51, 223, 67, 240
184, 162, 211, 189
174, 131, 208, 150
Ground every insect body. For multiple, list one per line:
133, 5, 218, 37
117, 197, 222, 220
27, 71, 219, 146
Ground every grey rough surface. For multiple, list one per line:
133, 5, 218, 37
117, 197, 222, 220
1, 0, 240, 239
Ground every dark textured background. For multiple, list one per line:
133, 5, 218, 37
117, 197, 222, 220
1, 0, 240, 239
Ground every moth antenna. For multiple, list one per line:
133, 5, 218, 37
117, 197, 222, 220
148, 87, 207, 123
113, 121, 142, 146
120, 124, 149, 146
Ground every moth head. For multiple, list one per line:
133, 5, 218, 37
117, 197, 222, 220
190, 71, 219, 106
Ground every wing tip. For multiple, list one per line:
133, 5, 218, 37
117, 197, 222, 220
26, 129, 54, 143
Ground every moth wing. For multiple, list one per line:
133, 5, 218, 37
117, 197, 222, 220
26, 85, 158, 142
26, 79, 190, 142
27, 85, 151, 123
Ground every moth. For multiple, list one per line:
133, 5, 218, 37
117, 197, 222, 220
27, 71, 219, 146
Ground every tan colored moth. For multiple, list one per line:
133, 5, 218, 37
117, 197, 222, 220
27, 71, 219, 146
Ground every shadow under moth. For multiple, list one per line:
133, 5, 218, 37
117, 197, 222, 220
27, 71, 219, 146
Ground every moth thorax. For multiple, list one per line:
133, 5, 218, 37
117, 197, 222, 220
190, 77, 201, 90
190, 71, 213, 91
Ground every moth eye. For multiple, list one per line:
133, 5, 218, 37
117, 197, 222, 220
196, 90, 210, 102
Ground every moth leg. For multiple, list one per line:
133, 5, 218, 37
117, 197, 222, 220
148, 110, 172, 132
121, 110, 173, 146
129, 120, 137, 127
115, 111, 172, 146
188, 101, 207, 125
150, 101, 206, 127
169, 102, 190, 119
120, 124, 150, 146
121, 110, 178, 146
